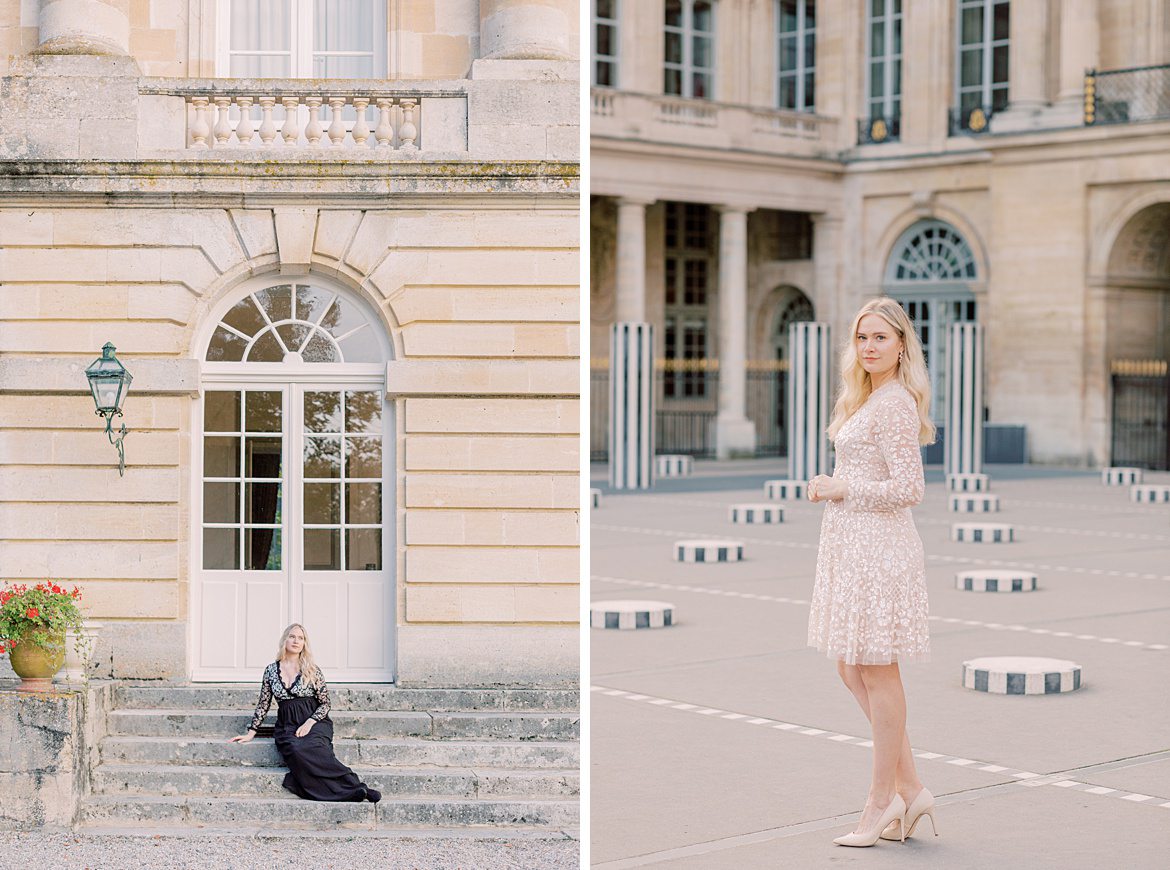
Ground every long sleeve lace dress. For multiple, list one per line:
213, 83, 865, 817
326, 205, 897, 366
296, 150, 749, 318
249, 661, 374, 801
807, 380, 931, 665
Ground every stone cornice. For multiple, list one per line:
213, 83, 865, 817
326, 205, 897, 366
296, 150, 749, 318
0, 158, 580, 202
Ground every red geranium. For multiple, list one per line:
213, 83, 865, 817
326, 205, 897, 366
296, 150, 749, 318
0, 581, 84, 656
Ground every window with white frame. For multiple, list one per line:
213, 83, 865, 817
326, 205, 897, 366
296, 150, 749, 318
664, 0, 715, 99
663, 202, 714, 399
219, 0, 387, 78
956, 0, 1010, 119
593, 0, 619, 87
777, 0, 815, 111
866, 0, 902, 127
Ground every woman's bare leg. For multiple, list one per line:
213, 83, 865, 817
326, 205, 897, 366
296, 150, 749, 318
837, 661, 923, 809
839, 662, 920, 833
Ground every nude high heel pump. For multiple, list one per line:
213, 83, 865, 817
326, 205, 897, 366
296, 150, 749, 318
833, 794, 906, 847
880, 787, 938, 841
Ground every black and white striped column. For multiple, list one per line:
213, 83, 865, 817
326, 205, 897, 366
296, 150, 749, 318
787, 322, 831, 482
609, 322, 655, 490
945, 322, 984, 477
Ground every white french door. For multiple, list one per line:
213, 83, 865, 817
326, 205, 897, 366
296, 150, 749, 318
194, 380, 394, 682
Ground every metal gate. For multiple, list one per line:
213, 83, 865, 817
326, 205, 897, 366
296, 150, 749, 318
1110, 359, 1169, 470
590, 360, 787, 461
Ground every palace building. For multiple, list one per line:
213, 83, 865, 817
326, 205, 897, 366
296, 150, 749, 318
590, 0, 1170, 469
0, 0, 580, 687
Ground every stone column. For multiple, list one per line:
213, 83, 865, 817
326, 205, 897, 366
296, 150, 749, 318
787, 322, 832, 482
479, 0, 576, 61
615, 198, 652, 324
715, 206, 756, 458
811, 214, 843, 335
37, 0, 130, 56
1057, 0, 1099, 105
945, 322, 984, 476
994, 0, 1048, 130
609, 322, 655, 490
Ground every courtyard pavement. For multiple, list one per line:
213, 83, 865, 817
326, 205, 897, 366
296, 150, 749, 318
589, 460, 1170, 869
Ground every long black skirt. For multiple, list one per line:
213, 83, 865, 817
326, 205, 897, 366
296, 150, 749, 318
274, 696, 368, 801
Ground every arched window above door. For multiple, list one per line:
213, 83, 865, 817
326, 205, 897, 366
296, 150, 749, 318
206, 282, 387, 364
885, 219, 977, 286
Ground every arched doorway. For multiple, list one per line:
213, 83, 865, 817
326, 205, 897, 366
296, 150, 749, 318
193, 276, 396, 681
883, 219, 979, 422
751, 287, 814, 455
1104, 203, 1170, 468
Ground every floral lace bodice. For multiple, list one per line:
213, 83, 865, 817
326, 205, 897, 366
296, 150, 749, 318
248, 661, 332, 732
835, 381, 925, 512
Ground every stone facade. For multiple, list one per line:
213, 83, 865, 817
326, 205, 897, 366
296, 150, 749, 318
591, 0, 1170, 465
0, 1, 580, 686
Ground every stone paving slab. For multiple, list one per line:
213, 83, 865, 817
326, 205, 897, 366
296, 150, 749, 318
590, 462, 1170, 868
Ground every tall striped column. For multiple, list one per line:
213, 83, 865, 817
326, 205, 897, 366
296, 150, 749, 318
946, 322, 984, 476
787, 322, 831, 482
609, 322, 655, 490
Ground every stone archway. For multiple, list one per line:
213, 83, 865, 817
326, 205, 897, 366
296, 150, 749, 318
1103, 203, 1170, 468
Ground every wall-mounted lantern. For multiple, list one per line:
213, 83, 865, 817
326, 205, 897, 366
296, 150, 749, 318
85, 343, 133, 476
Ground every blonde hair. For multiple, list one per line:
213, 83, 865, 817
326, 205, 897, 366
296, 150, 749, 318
826, 297, 936, 446
276, 623, 323, 688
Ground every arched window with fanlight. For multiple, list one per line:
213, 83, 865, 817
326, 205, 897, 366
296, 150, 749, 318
195, 276, 394, 683
884, 220, 979, 422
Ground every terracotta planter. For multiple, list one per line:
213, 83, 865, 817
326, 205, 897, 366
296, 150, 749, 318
9, 631, 66, 692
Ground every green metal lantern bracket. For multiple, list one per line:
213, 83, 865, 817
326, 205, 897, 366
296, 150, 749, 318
85, 343, 133, 477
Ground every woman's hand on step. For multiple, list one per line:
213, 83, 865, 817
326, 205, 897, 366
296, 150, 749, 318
229, 729, 256, 743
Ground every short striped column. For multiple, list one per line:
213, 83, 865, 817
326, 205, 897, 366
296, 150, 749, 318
590, 488, 601, 508
945, 322, 984, 477
655, 454, 693, 477
1131, 484, 1170, 503
955, 569, 1038, 592
609, 322, 655, 490
765, 479, 805, 500
590, 600, 675, 630
787, 322, 831, 483
947, 473, 990, 492
674, 540, 744, 563
952, 522, 1014, 543
949, 493, 1000, 513
729, 504, 783, 524
1102, 467, 1142, 486
962, 657, 1082, 694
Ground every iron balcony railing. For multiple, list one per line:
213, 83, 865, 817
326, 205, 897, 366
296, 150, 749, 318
857, 114, 901, 145
1084, 63, 1170, 126
948, 104, 995, 136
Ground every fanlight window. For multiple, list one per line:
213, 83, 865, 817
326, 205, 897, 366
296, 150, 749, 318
206, 283, 382, 363
886, 221, 977, 284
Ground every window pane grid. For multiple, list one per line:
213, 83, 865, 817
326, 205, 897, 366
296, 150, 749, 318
202, 390, 284, 571
955, 0, 1010, 113
303, 390, 383, 572
866, 0, 902, 122
777, 0, 816, 112
593, 0, 619, 87
664, 1, 715, 99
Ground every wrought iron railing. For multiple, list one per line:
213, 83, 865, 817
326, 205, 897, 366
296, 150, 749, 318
1110, 358, 1169, 471
1085, 64, 1170, 126
857, 114, 901, 145
949, 104, 994, 136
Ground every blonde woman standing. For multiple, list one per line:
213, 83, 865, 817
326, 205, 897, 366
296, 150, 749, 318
806, 297, 939, 847
230, 623, 381, 803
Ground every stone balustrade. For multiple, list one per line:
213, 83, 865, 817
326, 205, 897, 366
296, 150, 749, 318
590, 88, 839, 157
138, 79, 470, 152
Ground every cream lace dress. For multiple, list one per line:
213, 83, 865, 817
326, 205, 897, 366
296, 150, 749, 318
807, 380, 931, 665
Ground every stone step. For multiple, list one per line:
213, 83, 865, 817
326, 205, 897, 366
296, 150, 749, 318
80, 794, 579, 830
113, 684, 578, 712
100, 735, 579, 770
107, 709, 580, 741
93, 764, 579, 799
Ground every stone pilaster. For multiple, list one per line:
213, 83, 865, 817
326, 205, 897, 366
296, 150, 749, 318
993, 0, 1049, 131
615, 197, 652, 323
715, 206, 755, 458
